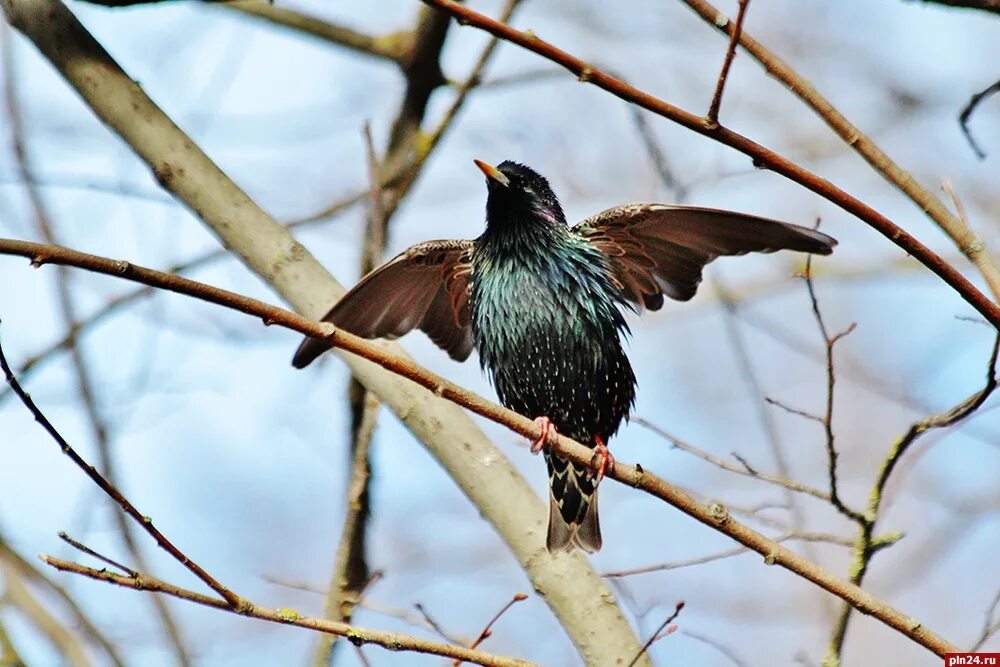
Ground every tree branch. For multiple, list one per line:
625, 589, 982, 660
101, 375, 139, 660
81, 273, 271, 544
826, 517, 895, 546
224, 1, 412, 64
677, 0, 1000, 305
0, 237, 961, 659
907, 0, 1000, 15
41, 557, 535, 667
705, 0, 750, 124
959, 77, 1000, 159
418, 0, 1000, 328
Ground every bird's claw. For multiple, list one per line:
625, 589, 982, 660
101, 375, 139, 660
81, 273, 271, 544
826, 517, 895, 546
531, 416, 558, 454
588, 435, 615, 483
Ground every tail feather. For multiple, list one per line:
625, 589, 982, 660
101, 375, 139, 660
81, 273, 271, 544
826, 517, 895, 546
545, 454, 601, 553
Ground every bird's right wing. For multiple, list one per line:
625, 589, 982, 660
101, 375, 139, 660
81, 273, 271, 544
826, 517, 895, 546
573, 204, 836, 311
292, 240, 475, 368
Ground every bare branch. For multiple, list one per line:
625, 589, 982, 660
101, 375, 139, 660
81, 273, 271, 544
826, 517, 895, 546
907, 0, 1000, 15
41, 557, 536, 667
628, 601, 685, 667
706, 0, 750, 124
457, 594, 529, 666
824, 332, 1000, 664
632, 417, 832, 502
224, 1, 412, 64
0, 327, 245, 611
681, 630, 750, 667
971, 588, 1000, 651
0, 238, 961, 659
602, 530, 858, 578
959, 77, 1000, 159
803, 259, 865, 524
678, 0, 1000, 304
419, 0, 1000, 328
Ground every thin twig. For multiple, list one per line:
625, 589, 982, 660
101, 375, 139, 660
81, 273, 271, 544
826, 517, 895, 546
58, 532, 136, 577
629, 106, 686, 201
40, 557, 535, 667
456, 594, 529, 666
632, 417, 832, 502
765, 397, 825, 424
601, 530, 860, 578
224, 1, 412, 64
627, 601, 685, 667
958, 77, 1000, 159
0, 327, 246, 611
971, 588, 1000, 651
803, 256, 865, 524
706, 0, 750, 124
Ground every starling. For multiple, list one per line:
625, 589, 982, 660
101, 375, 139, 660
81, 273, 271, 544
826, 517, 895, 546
293, 160, 836, 553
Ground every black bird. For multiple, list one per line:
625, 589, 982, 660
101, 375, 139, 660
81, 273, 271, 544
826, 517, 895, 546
293, 160, 836, 552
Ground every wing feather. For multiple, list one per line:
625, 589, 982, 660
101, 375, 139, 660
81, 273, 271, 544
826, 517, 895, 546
573, 204, 836, 307
292, 240, 475, 367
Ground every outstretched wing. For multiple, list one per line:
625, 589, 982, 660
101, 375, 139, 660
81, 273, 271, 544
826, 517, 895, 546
573, 204, 836, 310
292, 240, 475, 368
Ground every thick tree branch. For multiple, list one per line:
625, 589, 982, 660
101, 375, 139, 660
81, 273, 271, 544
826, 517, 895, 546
420, 0, 1000, 328
0, 237, 962, 659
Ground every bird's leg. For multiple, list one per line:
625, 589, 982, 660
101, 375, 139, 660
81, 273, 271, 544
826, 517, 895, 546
589, 435, 615, 483
530, 416, 558, 454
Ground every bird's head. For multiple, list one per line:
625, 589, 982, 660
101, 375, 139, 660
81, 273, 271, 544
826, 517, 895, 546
475, 159, 567, 229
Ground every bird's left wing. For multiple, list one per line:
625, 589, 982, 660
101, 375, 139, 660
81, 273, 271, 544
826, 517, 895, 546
292, 239, 475, 368
572, 204, 836, 311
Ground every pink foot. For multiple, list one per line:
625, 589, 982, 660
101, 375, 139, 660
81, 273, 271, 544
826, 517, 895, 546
589, 435, 615, 483
531, 416, 558, 454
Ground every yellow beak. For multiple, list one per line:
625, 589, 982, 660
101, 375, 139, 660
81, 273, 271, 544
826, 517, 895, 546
474, 159, 510, 187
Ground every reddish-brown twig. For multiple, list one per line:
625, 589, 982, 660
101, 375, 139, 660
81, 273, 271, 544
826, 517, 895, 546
455, 594, 529, 666
628, 601, 685, 667
706, 0, 750, 124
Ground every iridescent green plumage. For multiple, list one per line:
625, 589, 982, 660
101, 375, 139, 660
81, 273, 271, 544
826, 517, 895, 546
473, 162, 635, 550
293, 159, 837, 553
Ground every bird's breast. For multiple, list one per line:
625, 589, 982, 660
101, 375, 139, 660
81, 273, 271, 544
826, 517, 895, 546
469, 252, 636, 440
